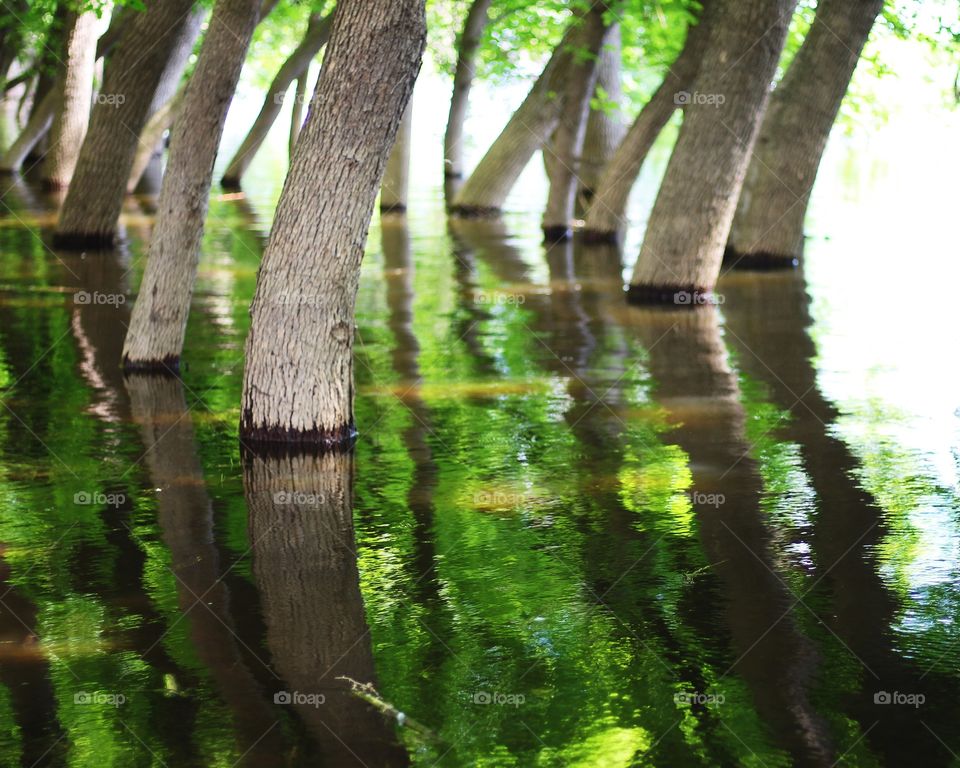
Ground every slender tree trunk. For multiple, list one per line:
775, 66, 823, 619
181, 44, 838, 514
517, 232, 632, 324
442, 0, 492, 179
240, 0, 426, 447
577, 23, 625, 200
288, 74, 306, 156
220, 10, 334, 189
42, 10, 98, 189
51, 0, 199, 249
122, 0, 263, 373
0, 88, 57, 172
380, 101, 412, 213
541, 8, 610, 241
125, 84, 186, 194
627, 0, 797, 303
724, 0, 883, 269
582, 0, 715, 243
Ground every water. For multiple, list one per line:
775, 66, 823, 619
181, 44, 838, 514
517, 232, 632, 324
1, 122, 960, 766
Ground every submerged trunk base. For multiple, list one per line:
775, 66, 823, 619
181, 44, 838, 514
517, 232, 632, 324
722, 246, 800, 271
52, 230, 119, 250
449, 204, 501, 218
380, 202, 407, 214
239, 417, 359, 452
220, 176, 242, 191
626, 282, 713, 308
542, 224, 572, 243
581, 227, 619, 245
122, 354, 182, 376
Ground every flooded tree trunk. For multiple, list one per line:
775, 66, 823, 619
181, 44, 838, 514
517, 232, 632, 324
122, 0, 263, 374
443, 0, 492, 179
0, 88, 57, 172
125, 84, 186, 194
380, 102, 413, 213
725, 0, 883, 269
581, 0, 715, 243
541, 8, 610, 241
51, 0, 198, 249
577, 24, 625, 200
41, 10, 98, 189
220, 10, 334, 189
240, 0, 425, 447
627, 0, 796, 303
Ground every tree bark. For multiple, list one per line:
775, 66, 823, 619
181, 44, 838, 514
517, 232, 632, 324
581, 0, 715, 243
724, 0, 883, 269
220, 10, 334, 189
51, 0, 200, 249
121, 0, 264, 373
240, 0, 425, 447
380, 101, 413, 213
577, 23, 625, 199
442, 0, 492, 179
41, 10, 98, 189
541, 8, 610, 241
0, 87, 57, 172
627, 0, 797, 304
125, 83, 186, 194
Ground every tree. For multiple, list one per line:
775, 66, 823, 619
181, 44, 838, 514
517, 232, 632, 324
380, 102, 413, 212
627, 0, 797, 304
724, 0, 884, 269
52, 0, 199, 249
239, 0, 426, 447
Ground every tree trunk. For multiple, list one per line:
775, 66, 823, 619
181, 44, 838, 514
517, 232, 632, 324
541, 8, 610, 241
0, 88, 57, 172
220, 10, 334, 189
582, 0, 715, 243
442, 0, 492, 179
724, 0, 883, 269
288, 73, 307, 156
125, 83, 186, 194
627, 0, 797, 304
449, 15, 592, 216
51, 0, 199, 249
380, 101, 412, 212
240, 0, 425, 447
41, 10, 98, 189
121, 0, 263, 373
577, 23, 625, 199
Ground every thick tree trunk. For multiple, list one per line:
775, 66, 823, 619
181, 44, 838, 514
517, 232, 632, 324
220, 10, 334, 189
51, 0, 199, 249
627, 0, 797, 303
449, 15, 593, 216
577, 24, 625, 199
582, 0, 715, 243
125, 84, 186, 194
541, 8, 610, 240
724, 0, 883, 269
0, 88, 57, 172
41, 10, 98, 189
380, 101, 413, 212
121, 0, 263, 373
442, 0, 492, 179
240, 0, 425, 447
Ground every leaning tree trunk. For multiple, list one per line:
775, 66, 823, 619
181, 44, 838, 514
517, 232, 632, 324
42, 10, 98, 189
577, 23, 625, 200
380, 102, 412, 212
122, 0, 264, 373
240, 0, 425, 447
449, 16, 590, 216
442, 0, 492, 179
220, 10, 334, 189
582, 0, 716, 243
0, 88, 57, 172
541, 8, 610, 240
627, 0, 797, 304
51, 0, 198, 249
125, 83, 186, 194
724, 0, 883, 269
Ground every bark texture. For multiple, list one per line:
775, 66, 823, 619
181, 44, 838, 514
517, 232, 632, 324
380, 101, 412, 212
240, 0, 426, 446
628, 0, 797, 303
220, 10, 334, 189
541, 8, 610, 240
42, 10, 98, 189
52, 0, 199, 248
442, 0, 492, 178
582, 0, 715, 242
122, 0, 263, 373
577, 24, 625, 198
0, 88, 57, 172
724, 0, 883, 269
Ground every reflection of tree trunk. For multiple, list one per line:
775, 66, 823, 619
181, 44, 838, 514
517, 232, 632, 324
125, 374, 286, 765
632, 305, 834, 766
244, 451, 409, 765
380, 103, 413, 213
